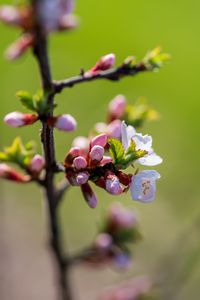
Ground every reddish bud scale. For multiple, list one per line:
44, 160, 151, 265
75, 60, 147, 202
0, 164, 30, 182
117, 171, 132, 186
23, 114, 38, 125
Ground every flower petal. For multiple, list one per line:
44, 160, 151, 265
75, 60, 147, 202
130, 170, 160, 202
137, 151, 163, 166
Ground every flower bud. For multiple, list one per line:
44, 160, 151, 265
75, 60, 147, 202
65, 147, 81, 166
54, 114, 77, 132
76, 172, 89, 185
4, 112, 38, 128
0, 163, 30, 182
72, 136, 89, 152
30, 155, 45, 173
114, 252, 131, 269
81, 183, 98, 208
90, 133, 108, 148
73, 156, 87, 170
5, 33, 34, 60
107, 120, 122, 139
108, 95, 126, 121
108, 202, 137, 229
0, 5, 21, 26
59, 14, 78, 30
105, 175, 123, 195
99, 156, 113, 166
89, 145, 104, 162
95, 233, 113, 251
93, 53, 115, 72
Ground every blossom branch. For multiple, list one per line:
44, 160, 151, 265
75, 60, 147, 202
53, 62, 146, 94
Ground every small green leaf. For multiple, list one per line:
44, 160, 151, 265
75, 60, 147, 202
16, 91, 36, 111
143, 46, 171, 71
108, 138, 124, 164
119, 140, 147, 169
0, 137, 36, 169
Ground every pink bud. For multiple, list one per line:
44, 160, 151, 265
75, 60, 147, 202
90, 133, 108, 148
54, 114, 77, 132
94, 122, 107, 134
108, 95, 126, 120
99, 156, 113, 166
5, 33, 34, 60
108, 202, 137, 229
4, 112, 38, 128
107, 120, 122, 139
0, 163, 30, 182
72, 136, 89, 152
0, 5, 21, 26
89, 145, 104, 162
59, 14, 78, 30
81, 183, 98, 208
105, 175, 123, 195
65, 147, 81, 166
73, 156, 87, 170
95, 233, 113, 251
30, 155, 45, 173
93, 53, 115, 72
76, 172, 89, 185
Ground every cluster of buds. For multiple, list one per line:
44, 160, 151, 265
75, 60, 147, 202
83, 203, 141, 269
65, 119, 162, 208
0, 0, 77, 60
4, 112, 77, 132
100, 276, 153, 300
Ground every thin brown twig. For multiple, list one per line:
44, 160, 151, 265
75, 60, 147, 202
53, 62, 146, 94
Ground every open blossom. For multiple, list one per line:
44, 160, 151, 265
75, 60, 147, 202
4, 111, 38, 127
131, 170, 160, 202
121, 121, 162, 166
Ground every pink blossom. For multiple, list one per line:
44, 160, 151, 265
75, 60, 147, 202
76, 172, 89, 185
108, 202, 138, 229
99, 156, 113, 166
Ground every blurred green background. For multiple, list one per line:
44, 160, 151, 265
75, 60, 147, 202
0, 0, 200, 299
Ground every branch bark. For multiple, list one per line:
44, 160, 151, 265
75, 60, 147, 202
53, 62, 146, 94
32, 2, 73, 299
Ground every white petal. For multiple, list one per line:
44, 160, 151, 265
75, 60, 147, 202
137, 152, 163, 166
121, 121, 129, 149
121, 121, 136, 149
133, 133, 152, 152
130, 170, 160, 202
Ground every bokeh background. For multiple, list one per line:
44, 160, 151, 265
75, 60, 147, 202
0, 0, 200, 299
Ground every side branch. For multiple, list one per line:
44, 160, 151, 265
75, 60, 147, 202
53, 62, 146, 94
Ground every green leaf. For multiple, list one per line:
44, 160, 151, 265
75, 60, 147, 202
143, 46, 171, 71
108, 138, 124, 164
119, 140, 147, 169
0, 137, 36, 169
16, 91, 36, 111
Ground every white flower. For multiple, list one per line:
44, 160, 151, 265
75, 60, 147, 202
130, 170, 160, 202
121, 121, 162, 166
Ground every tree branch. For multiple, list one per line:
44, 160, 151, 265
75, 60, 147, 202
53, 62, 147, 94
31, 2, 73, 299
